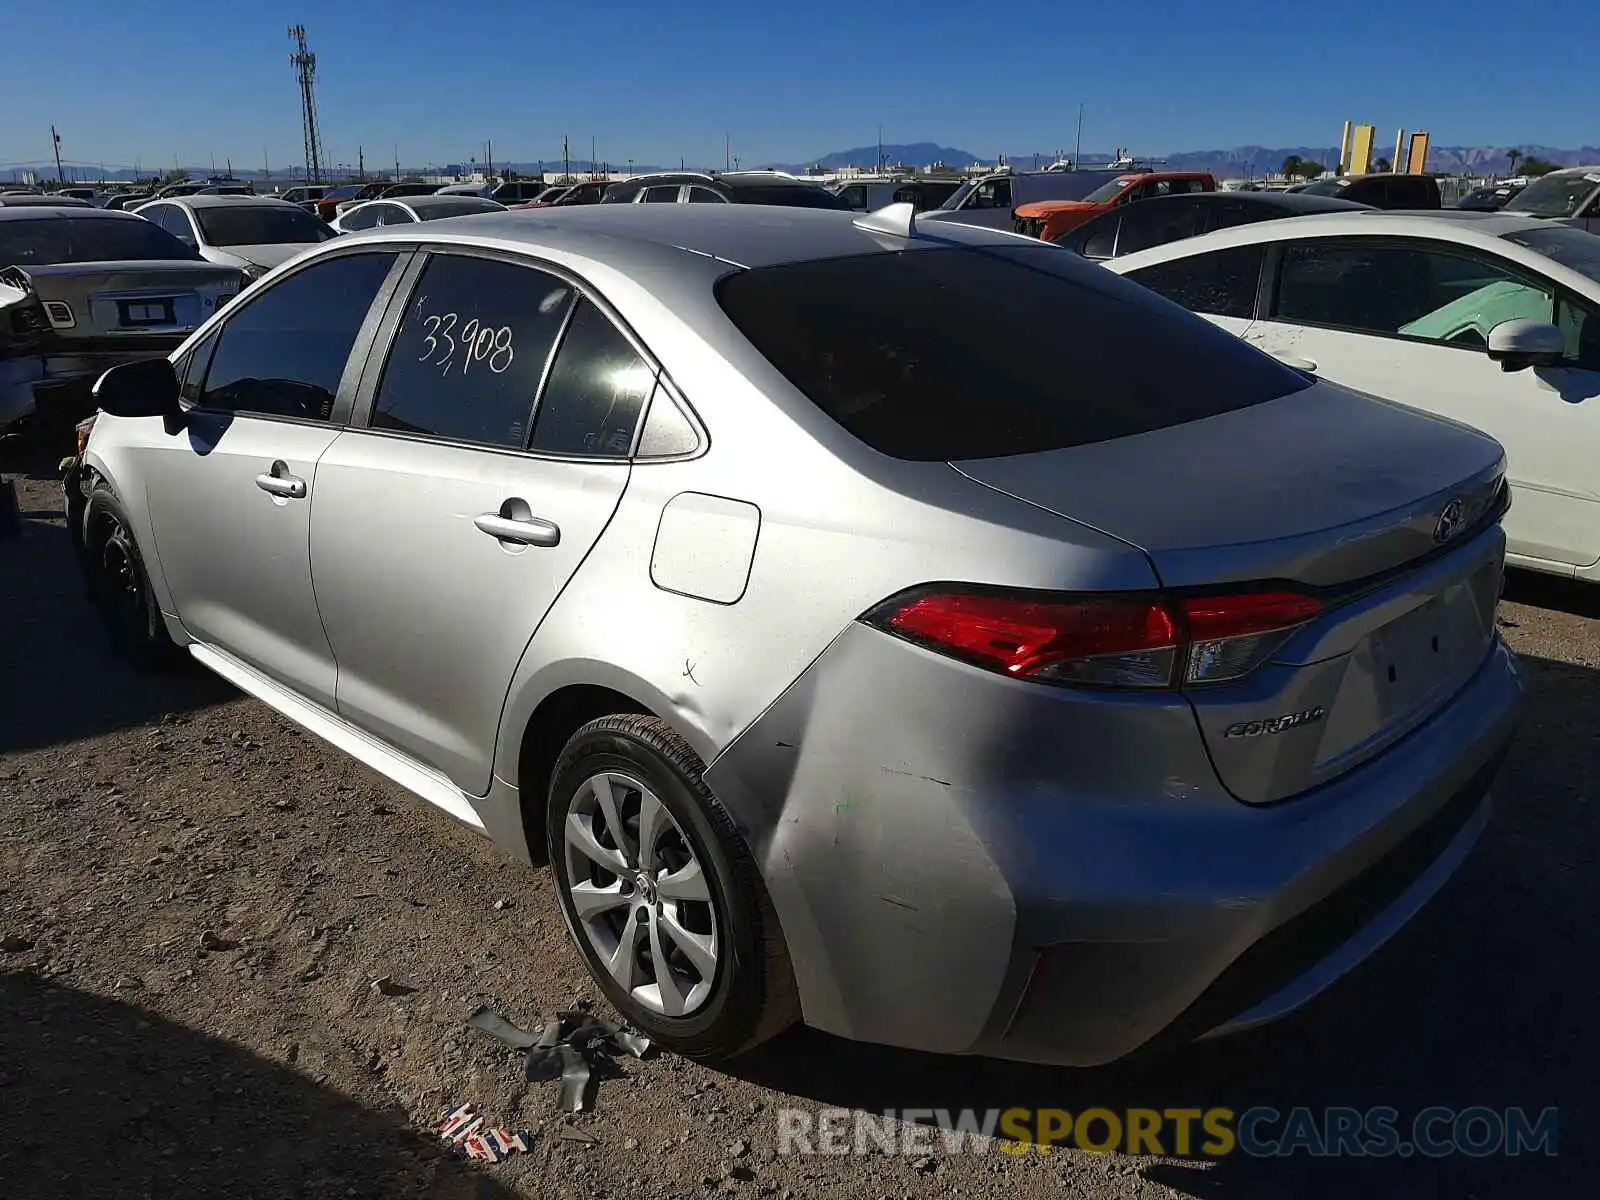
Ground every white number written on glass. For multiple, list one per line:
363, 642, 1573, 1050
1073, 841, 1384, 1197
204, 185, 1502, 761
417, 311, 514, 375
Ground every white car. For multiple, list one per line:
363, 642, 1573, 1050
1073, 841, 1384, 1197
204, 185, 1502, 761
1104, 211, 1600, 581
133, 196, 336, 280
329, 194, 504, 233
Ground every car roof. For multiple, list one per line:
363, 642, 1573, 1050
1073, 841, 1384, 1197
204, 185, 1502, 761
394, 195, 505, 214
0, 204, 135, 221
0, 194, 95, 208
156, 195, 304, 209
337, 202, 1028, 269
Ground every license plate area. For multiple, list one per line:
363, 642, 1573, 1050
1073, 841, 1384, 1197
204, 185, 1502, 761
118, 298, 176, 327
1358, 561, 1496, 721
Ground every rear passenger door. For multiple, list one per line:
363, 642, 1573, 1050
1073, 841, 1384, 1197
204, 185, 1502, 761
308, 250, 658, 793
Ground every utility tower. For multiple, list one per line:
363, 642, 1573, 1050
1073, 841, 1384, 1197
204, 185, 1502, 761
288, 25, 325, 185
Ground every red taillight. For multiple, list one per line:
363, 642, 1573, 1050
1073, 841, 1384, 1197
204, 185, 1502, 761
866, 586, 1321, 689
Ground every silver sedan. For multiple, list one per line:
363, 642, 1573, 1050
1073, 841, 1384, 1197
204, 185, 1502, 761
67, 203, 1521, 1066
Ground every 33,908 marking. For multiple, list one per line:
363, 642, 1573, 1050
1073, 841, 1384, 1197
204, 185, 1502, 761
418, 311, 515, 376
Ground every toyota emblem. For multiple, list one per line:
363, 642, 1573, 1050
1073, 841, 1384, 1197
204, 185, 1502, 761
1433, 497, 1466, 544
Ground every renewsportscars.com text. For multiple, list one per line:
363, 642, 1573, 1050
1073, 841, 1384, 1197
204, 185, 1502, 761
776, 1106, 1559, 1158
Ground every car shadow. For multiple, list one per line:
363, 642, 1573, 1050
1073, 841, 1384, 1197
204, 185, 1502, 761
0, 973, 515, 1200
723, 651, 1595, 1197
1502, 567, 1600, 620
0, 489, 233, 755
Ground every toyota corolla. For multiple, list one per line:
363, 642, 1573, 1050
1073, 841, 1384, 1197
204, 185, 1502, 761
66, 203, 1520, 1066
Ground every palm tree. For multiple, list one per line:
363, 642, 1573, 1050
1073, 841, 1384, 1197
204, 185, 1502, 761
1505, 148, 1523, 177
1281, 155, 1304, 182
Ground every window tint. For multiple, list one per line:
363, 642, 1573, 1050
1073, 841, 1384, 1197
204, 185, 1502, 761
1275, 242, 1553, 346
177, 330, 219, 405
1124, 245, 1263, 319
686, 187, 727, 204
377, 204, 416, 226
0, 215, 200, 265
1557, 295, 1600, 369
1206, 199, 1271, 233
372, 255, 576, 447
643, 186, 680, 204
195, 204, 333, 246
1114, 201, 1205, 255
340, 205, 381, 231
530, 300, 655, 456
1075, 213, 1120, 258
717, 246, 1310, 461
726, 184, 852, 210
198, 252, 395, 420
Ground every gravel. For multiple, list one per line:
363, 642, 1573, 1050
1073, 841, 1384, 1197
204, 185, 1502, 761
1, 464, 1589, 1198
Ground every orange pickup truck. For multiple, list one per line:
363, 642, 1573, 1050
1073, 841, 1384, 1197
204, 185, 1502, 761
1013, 171, 1216, 242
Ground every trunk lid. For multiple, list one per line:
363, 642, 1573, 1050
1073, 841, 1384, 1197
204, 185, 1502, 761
954, 381, 1509, 803
19, 260, 242, 341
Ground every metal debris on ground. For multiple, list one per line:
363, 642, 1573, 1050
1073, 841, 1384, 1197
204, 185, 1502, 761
437, 1101, 535, 1163
467, 1005, 651, 1113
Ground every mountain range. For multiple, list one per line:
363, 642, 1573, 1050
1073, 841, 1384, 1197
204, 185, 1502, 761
11, 143, 1599, 185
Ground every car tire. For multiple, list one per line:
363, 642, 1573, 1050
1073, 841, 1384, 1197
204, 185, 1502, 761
79, 482, 178, 668
546, 714, 798, 1060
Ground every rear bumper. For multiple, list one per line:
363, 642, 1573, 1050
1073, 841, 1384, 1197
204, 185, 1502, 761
705, 624, 1522, 1067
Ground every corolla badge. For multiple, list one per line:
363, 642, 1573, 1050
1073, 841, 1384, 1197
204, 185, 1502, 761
1433, 497, 1466, 544
1224, 706, 1326, 739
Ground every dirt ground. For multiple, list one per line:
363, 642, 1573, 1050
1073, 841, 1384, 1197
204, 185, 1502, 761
1, 457, 1594, 1199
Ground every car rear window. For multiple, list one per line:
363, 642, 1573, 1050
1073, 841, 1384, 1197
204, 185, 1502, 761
196, 205, 335, 246
727, 185, 852, 210
716, 245, 1311, 460
0, 215, 199, 265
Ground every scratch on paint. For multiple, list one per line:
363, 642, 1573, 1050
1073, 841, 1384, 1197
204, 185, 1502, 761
878, 895, 919, 913
682, 658, 701, 687
880, 766, 952, 787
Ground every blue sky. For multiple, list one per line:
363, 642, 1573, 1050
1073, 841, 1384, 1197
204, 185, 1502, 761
2, 1, 1596, 172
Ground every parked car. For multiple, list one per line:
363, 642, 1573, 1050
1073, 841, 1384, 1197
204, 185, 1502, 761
485, 181, 548, 205
377, 182, 445, 201
0, 194, 94, 208
830, 178, 963, 212
332, 183, 396, 218
1455, 183, 1526, 212
0, 207, 241, 436
278, 185, 330, 207
514, 185, 575, 209
1012, 171, 1216, 242
329, 194, 505, 233
1105, 210, 1600, 580
914, 168, 1131, 230
154, 181, 213, 199
102, 192, 155, 212
66, 203, 1518, 1069
132, 196, 336, 280
314, 186, 366, 222
1502, 166, 1600, 234
1296, 173, 1441, 209
56, 187, 102, 204
1054, 190, 1371, 260
544, 179, 613, 206
435, 183, 494, 198
602, 171, 850, 209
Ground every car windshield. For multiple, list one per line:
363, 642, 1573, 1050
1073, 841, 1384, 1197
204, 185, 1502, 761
1504, 172, 1600, 218
195, 205, 335, 246
939, 181, 976, 210
727, 184, 852, 209
1081, 176, 1136, 204
1501, 225, 1600, 285
716, 245, 1311, 461
0, 215, 199, 265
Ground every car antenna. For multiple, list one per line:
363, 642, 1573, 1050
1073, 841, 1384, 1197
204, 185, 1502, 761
852, 201, 918, 239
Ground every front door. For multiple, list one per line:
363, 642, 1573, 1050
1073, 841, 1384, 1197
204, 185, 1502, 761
309, 252, 655, 794
140, 250, 404, 705
1244, 237, 1600, 570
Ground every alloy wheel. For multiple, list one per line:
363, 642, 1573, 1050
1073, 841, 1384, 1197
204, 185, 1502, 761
562, 771, 719, 1016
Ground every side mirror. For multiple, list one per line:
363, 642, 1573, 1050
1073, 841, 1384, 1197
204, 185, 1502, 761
1487, 319, 1568, 372
93, 357, 181, 420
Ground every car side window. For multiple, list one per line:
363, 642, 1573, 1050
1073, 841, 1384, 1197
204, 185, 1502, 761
1076, 214, 1120, 259
1124, 245, 1265, 320
370, 254, 575, 448
1114, 202, 1204, 256
686, 187, 727, 204
530, 300, 656, 456
1556, 294, 1600, 369
642, 186, 680, 204
198, 252, 397, 421
378, 204, 415, 226
1205, 200, 1264, 233
341, 205, 381, 231
1274, 241, 1554, 347
967, 179, 1011, 210
176, 330, 220, 405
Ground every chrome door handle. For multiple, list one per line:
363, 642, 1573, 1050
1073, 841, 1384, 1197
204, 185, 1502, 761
475, 512, 561, 547
255, 467, 307, 499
